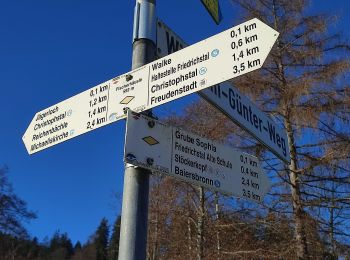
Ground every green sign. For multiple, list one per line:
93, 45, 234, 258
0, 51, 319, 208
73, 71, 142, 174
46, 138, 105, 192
200, 0, 222, 24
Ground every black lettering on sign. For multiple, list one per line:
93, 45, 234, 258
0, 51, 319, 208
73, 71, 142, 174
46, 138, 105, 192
267, 121, 287, 156
244, 22, 257, 32
246, 46, 259, 56
247, 59, 261, 69
245, 34, 258, 44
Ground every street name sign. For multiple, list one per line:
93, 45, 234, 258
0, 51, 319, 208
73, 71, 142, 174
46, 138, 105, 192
156, 19, 290, 162
124, 111, 270, 202
156, 19, 187, 58
23, 18, 278, 154
200, 85, 290, 162
200, 0, 222, 25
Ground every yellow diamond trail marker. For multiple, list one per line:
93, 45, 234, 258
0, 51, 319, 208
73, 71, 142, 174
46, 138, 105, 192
120, 96, 135, 105
23, 18, 278, 154
142, 136, 159, 146
124, 111, 271, 202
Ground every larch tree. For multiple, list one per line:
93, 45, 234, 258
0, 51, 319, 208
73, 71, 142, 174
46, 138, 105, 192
143, 0, 350, 258
150, 0, 350, 258
228, 0, 350, 258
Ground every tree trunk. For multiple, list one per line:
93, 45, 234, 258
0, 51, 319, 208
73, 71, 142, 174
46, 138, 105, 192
329, 166, 337, 258
215, 192, 221, 259
196, 187, 204, 260
152, 211, 159, 260
271, 1, 309, 257
187, 214, 192, 252
285, 117, 309, 260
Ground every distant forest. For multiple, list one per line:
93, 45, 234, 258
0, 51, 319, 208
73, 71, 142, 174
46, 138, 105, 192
0, 165, 121, 260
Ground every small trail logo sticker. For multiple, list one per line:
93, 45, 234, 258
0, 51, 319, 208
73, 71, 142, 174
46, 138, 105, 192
199, 67, 207, 75
214, 180, 221, 188
211, 49, 219, 57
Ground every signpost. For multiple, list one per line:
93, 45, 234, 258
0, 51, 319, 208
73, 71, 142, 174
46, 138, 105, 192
200, 0, 222, 25
118, 1, 156, 259
124, 111, 271, 202
23, 18, 278, 155
156, 19, 290, 162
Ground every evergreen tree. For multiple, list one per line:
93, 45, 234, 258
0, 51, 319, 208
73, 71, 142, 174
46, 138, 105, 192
71, 241, 97, 260
49, 231, 74, 259
94, 218, 109, 260
108, 216, 121, 260
74, 241, 82, 252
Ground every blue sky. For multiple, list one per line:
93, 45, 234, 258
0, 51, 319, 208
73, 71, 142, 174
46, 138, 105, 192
1, 0, 349, 244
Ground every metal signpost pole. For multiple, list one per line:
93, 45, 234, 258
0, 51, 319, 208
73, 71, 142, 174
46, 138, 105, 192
118, 1, 156, 259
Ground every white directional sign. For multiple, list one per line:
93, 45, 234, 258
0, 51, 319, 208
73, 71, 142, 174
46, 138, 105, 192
156, 19, 289, 163
23, 18, 278, 154
22, 68, 150, 154
124, 111, 270, 202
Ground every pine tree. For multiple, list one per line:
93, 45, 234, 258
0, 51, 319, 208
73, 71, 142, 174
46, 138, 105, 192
49, 231, 74, 259
94, 218, 109, 260
108, 216, 121, 260
74, 241, 82, 252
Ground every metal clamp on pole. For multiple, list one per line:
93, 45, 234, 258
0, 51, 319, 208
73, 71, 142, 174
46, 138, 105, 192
133, 0, 156, 44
